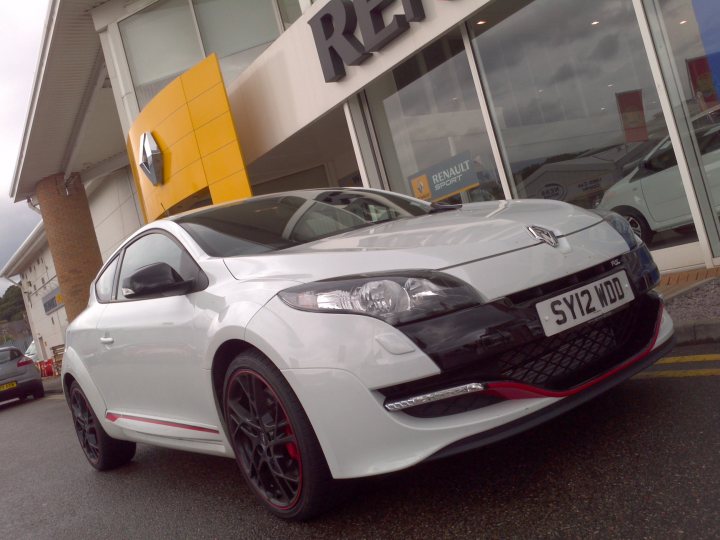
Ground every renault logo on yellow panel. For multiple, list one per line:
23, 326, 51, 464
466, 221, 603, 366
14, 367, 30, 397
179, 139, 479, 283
410, 175, 431, 201
138, 131, 163, 186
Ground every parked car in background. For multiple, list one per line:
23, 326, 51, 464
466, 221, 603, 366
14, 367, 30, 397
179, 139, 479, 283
0, 346, 44, 403
599, 105, 720, 243
63, 188, 673, 520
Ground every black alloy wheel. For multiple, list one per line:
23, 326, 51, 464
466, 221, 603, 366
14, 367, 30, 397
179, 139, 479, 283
223, 351, 340, 520
616, 207, 653, 244
71, 385, 101, 465
225, 369, 302, 510
68, 382, 136, 471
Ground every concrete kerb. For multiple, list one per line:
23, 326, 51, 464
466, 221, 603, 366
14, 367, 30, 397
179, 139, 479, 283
42, 376, 63, 395
673, 320, 720, 346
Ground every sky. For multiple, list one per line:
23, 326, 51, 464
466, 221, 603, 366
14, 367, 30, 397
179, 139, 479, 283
0, 1, 50, 294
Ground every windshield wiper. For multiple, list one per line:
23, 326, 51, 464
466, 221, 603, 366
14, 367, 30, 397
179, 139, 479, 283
428, 202, 462, 213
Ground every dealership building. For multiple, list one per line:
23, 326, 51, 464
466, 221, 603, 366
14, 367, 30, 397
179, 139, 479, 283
1, 0, 719, 358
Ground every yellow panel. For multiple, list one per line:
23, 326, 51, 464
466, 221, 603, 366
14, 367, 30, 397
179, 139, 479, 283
127, 53, 250, 222
155, 104, 193, 149
126, 139, 149, 224
203, 142, 244, 185
139, 79, 186, 126
165, 132, 201, 179
209, 171, 253, 204
166, 160, 208, 206
196, 112, 237, 157
144, 160, 208, 220
188, 83, 228, 130
180, 55, 223, 101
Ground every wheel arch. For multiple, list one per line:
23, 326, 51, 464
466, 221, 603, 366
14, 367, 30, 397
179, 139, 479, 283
610, 204, 649, 221
61, 347, 127, 440
209, 338, 280, 440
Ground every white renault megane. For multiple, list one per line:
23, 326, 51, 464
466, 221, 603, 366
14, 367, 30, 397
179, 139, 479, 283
62, 188, 673, 520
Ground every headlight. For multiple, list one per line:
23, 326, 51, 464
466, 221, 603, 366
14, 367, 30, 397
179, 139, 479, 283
593, 209, 641, 249
278, 271, 480, 325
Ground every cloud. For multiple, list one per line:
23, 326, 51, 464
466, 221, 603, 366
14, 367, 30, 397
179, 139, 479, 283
588, 34, 621, 62
0, 0, 49, 291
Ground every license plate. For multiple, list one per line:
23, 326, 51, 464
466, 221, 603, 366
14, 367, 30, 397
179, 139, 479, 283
536, 271, 634, 337
0, 381, 17, 392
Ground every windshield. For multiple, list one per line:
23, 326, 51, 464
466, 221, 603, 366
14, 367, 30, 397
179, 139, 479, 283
176, 190, 431, 257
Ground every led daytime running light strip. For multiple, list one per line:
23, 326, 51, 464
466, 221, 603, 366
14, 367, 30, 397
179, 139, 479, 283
384, 383, 486, 412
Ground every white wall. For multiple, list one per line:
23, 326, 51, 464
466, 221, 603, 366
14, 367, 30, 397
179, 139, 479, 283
88, 166, 144, 261
18, 245, 68, 361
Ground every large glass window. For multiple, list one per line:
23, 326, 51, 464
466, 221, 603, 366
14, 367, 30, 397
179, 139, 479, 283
193, 0, 280, 82
640, 0, 720, 256
365, 29, 504, 204
469, 0, 696, 250
119, 0, 204, 109
119, 0, 304, 109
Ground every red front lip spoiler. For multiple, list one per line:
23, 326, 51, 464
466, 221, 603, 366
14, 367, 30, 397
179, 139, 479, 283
483, 303, 665, 400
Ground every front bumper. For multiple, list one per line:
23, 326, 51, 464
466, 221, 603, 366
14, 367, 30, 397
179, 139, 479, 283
282, 305, 673, 479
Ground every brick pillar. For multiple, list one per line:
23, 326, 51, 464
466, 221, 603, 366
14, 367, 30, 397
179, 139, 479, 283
35, 173, 102, 323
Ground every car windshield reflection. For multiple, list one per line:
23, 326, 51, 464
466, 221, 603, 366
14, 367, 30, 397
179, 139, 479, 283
175, 189, 431, 257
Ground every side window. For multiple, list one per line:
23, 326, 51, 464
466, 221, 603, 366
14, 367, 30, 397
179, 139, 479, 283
117, 232, 199, 301
646, 144, 677, 174
95, 257, 119, 302
698, 126, 720, 156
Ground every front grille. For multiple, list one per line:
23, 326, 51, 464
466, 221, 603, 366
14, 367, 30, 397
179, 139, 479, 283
493, 302, 639, 390
380, 294, 660, 416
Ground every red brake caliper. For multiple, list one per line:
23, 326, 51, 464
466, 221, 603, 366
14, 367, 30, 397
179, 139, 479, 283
285, 426, 299, 461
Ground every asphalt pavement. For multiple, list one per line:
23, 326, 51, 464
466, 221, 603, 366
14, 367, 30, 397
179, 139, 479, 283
3, 343, 720, 539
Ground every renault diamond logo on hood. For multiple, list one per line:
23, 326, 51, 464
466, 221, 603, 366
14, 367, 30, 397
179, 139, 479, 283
527, 225, 559, 247
139, 131, 163, 186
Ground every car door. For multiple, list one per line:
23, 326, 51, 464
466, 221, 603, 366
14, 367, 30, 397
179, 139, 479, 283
87, 231, 212, 425
638, 139, 692, 226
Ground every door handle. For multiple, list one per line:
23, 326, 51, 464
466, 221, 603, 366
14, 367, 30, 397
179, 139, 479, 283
100, 337, 114, 344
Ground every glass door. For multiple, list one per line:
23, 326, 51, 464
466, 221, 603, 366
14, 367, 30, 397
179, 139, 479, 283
467, 0, 708, 257
634, 0, 720, 262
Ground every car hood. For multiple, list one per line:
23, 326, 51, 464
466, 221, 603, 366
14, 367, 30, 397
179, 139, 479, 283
222, 199, 604, 283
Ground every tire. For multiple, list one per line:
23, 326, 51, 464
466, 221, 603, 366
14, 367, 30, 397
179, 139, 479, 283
223, 350, 338, 520
33, 386, 45, 399
614, 207, 654, 244
69, 382, 136, 471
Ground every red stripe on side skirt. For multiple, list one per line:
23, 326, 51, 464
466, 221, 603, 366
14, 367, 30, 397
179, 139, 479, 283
105, 412, 219, 434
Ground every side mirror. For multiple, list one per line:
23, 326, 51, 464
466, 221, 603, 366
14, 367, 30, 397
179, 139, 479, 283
121, 262, 195, 298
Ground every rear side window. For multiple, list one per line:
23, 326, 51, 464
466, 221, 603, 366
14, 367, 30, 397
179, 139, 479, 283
95, 257, 119, 302
0, 349, 20, 363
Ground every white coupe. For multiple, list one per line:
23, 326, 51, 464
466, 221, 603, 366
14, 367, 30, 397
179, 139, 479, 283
62, 188, 674, 520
